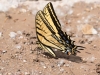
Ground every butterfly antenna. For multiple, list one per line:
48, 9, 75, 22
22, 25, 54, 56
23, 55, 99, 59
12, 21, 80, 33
76, 46, 85, 50
77, 46, 85, 48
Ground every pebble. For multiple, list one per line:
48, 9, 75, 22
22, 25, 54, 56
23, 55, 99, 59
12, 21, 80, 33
90, 7, 93, 10
82, 24, 97, 34
67, 20, 71, 24
25, 72, 30, 75
85, 8, 90, 12
77, 20, 81, 23
20, 9, 27, 13
76, 13, 81, 16
0, 32, 2, 37
7, 73, 12, 75
40, 62, 47, 69
83, 56, 96, 62
23, 59, 27, 63
2, 50, 7, 54
82, 17, 85, 19
18, 36, 23, 39
57, 59, 65, 67
65, 64, 70, 67
17, 31, 22, 35
60, 68, 64, 72
84, 19, 89, 23
68, 9, 73, 14
9, 32, 17, 39
15, 45, 21, 49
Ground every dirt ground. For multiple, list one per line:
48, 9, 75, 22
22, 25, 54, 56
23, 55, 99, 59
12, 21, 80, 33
0, 1, 100, 75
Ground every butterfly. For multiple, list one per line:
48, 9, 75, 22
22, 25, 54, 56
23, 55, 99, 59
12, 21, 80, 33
35, 2, 84, 57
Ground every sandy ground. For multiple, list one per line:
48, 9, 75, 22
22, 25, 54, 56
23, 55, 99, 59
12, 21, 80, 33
0, 1, 100, 75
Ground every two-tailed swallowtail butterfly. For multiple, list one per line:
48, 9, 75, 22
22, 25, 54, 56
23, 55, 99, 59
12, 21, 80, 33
35, 2, 83, 57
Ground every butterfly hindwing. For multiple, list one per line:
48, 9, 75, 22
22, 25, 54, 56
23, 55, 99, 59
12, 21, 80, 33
39, 43, 56, 57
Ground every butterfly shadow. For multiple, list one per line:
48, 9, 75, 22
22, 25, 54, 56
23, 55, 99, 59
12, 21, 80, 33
56, 51, 83, 63
43, 51, 83, 63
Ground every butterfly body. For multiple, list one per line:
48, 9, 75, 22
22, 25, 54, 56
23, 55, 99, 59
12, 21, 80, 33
35, 2, 79, 57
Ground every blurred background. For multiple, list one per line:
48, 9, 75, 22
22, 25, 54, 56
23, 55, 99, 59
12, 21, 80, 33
0, 0, 100, 75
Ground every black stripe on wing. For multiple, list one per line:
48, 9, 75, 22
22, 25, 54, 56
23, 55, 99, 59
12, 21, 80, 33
45, 2, 72, 45
44, 2, 61, 30
35, 11, 63, 49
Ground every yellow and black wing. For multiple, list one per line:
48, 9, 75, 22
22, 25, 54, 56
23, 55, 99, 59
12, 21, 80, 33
35, 10, 66, 57
43, 2, 61, 33
35, 2, 81, 57
42, 2, 72, 46
35, 3, 67, 57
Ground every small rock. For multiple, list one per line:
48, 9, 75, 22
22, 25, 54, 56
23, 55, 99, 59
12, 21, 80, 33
23, 60, 27, 63
83, 56, 96, 62
9, 32, 17, 38
39, 71, 42, 74
0, 32, 3, 37
25, 72, 30, 75
93, 45, 96, 48
7, 73, 12, 75
18, 36, 23, 39
20, 9, 27, 13
2, 50, 7, 54
57, 59, 65, 67
67, 20, 71, 24
85, 8, 90, 12
60, 68, 64, 72
76, 13, 81, 16
17, 31, 22, 35
40, 62, 47, 69
77, 20, 81, 23
82, 17, 85, 20
84, 19, 89, 23
90, 7, 93, 10
65, 64, 70, 67
15, 45, 21, 49
82, 24, 97, 34
89, 56, 96, 62
68, 9, 73, 14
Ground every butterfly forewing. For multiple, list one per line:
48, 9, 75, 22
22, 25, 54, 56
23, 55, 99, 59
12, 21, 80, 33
43, 3, 71, 45
43, 2, 61, 32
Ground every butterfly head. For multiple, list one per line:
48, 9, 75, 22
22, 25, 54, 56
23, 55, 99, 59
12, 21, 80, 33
65, 45, 77, 55
64, 44, 85, 55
